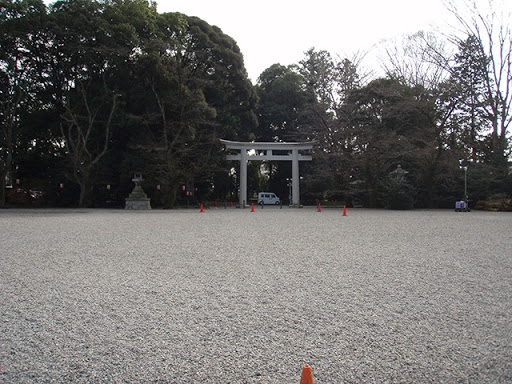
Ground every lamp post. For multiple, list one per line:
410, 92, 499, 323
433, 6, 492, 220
464, 166, 467, 201
286, 178, 292, 204
459, 159, 469, 202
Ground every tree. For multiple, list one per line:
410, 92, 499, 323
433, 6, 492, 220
256, 64, 307, 142
42, 0, 150, 207
347, 79, 404, 207
128, 13, 256, 207
253, 64, 308, 197
444, 0, 512, 173
0, 0, 48, 207
443, 35, 492, 160
383, 172, 416, 209
60, 83, 121, 207
295, 48, 366, 204
347, 77, 451, 208
378, 31, 475, 207
381, 31, 450, 90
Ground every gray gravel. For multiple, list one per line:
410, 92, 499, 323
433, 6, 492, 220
1, 207, 511, 383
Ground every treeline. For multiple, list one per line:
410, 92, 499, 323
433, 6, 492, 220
1, 0, 511, 209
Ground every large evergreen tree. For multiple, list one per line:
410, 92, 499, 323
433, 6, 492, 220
125, 12, 256, 207
0, 0, 48, 207
41, 0, 155, 207
295, 49, 365, 204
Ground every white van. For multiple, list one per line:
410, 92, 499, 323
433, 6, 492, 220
257, 192, 281, 205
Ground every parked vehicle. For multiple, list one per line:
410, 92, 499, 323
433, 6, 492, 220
257, 192, 281, 205
455, 200, 470, 212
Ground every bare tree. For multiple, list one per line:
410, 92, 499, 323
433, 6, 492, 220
60, 81, 120, 207
381, 31, 451, 90
444, 0, 512, 169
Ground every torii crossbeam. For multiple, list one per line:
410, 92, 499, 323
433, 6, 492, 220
220, 139, 314, 207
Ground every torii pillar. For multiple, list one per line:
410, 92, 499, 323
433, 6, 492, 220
220, 140, 314, 207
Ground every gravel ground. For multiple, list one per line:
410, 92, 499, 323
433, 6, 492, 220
1, 207, 511, 383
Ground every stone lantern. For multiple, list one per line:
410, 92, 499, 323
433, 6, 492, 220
125, 173, 151, 210
391, 165, 408, 181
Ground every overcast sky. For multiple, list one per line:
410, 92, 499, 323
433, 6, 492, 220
156, 0, 458, 82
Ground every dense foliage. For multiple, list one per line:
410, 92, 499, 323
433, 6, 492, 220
1, 0, 510, 208
1, 0, 256, 208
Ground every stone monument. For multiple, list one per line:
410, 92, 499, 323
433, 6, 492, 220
125, 173, 151, 210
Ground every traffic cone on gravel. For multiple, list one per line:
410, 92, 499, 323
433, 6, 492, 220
343, 205, 347, 216
300, 365, 314, 384
317, 203, 322, 212
251, 203, 255, 212
200, 203, 204, 213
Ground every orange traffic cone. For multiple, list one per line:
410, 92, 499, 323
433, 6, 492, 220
300, 365, 314, 384
343, 205, 347, 216
317, 203, 322, 212
251, 203, 255, 212
200, 203, 204, 213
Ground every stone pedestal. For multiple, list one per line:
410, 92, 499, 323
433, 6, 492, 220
125, 173, 151, 210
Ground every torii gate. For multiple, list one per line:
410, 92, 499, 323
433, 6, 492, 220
220, 139, 314, 207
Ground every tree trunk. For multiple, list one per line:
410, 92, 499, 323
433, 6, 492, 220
0, 172, 6, 208
0, 152, 13, 208
77, 172, 94, 208
368, 179, 378, 208
163, 185, 178, 209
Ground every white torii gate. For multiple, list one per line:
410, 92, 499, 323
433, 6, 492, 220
220, 139, 314, 207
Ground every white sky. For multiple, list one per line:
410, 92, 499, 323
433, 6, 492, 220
156, 0, 456, 83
